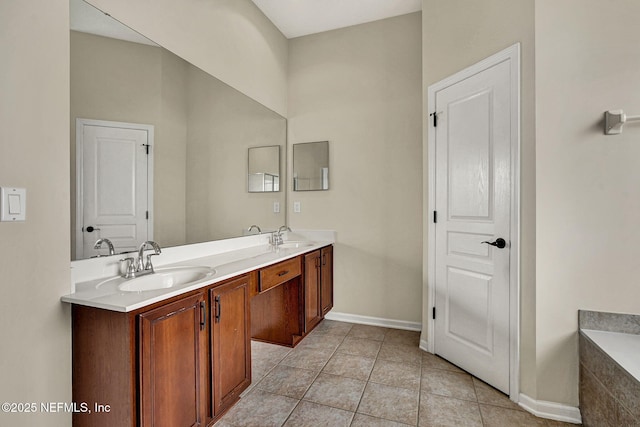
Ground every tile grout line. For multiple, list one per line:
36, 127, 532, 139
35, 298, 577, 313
471, 374, 487, 426
279, 323, 351, 426
350, 327, 391, 426
416, 346, 424, 427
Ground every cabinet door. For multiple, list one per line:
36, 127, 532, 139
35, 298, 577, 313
139, 293, 207, 427
304, 251, 322, 332
210, 275, 251, 416
321, 246, 334, 316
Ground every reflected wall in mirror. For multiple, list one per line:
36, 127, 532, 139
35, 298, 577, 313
248, 146, 280, 192
293, 141, 330, 191
70, 0, 287, 260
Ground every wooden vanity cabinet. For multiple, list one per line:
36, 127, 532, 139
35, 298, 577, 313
72, 246, 333, 427
139, 293, 207, 427
251, 257, 304, 347
208, 275, 251, 420
320, 246, 334, 315
72, 274, 251, 427
304, 245, 334, 333
304, 251, 323, 332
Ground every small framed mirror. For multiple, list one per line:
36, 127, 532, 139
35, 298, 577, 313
248, 145, 280, 192
293, 141, 329, 191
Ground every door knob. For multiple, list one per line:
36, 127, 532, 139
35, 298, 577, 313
481, 238, 506, 249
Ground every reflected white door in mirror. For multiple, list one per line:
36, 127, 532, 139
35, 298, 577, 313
75, 119, 154, 260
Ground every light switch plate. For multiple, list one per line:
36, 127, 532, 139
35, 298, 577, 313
1, 187, 26, 222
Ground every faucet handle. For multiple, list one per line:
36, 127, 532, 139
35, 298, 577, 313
144, 253, 160, 273
120, 257, 136, 279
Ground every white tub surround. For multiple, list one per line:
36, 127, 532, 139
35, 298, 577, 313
578, 310, 640, 426
62, 230, 335, 312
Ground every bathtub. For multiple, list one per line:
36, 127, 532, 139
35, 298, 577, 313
578, 310, 640, 426
580, 329, 640, 381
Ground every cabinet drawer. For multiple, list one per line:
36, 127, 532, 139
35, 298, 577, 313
259, 257, 301, 293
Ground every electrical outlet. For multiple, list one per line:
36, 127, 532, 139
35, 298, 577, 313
294, 201, 301, 213
273, 202, 280, 213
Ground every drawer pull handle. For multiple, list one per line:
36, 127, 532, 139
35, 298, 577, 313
277, 270, 289, 277
215, 296, 221, 323
200, 301, 206, 330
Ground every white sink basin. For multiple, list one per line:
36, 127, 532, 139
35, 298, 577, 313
117, 266, 216, 292
277, 241, 315, 249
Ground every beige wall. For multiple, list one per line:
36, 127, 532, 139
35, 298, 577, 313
288, 13, 423, 323
85, 0, 289, 116
0, 1, 72, 426
421, 0, 537, 397
535, 0, 640, 405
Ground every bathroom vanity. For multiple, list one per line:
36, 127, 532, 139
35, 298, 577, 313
63, 234, 334, 427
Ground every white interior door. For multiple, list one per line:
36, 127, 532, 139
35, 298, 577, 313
432, 56, 514, 394
76, 119, 153, 259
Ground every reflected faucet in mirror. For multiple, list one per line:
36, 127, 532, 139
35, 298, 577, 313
93, 238, 115, 257
247, 225, 262, 234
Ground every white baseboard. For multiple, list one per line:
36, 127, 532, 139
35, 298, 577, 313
324, 311, 421, 331
419, 338, 429, 353
518, 393, 582, 424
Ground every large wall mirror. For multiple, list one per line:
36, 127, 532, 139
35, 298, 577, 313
70, 0, 287, 260
293, 141, 330, 191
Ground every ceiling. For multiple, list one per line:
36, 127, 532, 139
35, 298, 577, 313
71, 0, 422, 43
70, 0, 158, 46
251, 0, 422, 39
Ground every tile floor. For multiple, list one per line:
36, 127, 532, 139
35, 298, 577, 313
215, 320, 578, 427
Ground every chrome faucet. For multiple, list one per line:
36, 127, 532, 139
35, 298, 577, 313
93, 238, 115, 256
120, 240, 162, 279
272, 225, 292, 247
247, 224, 262, 234
137, 241, 162, 273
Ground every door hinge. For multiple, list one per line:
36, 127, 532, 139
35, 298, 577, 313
432, 306, 436, 320
142, 144, 150, 155
429, 112, 438, 127
146, 211, 149, 220
433, 211, 437, 223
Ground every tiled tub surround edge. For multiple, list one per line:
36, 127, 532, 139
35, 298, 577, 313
578, 309, 640, 426
62, 230, 335, 312
579, 309, 640, 335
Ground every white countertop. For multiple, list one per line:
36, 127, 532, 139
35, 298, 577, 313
61, 231, 334, 312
